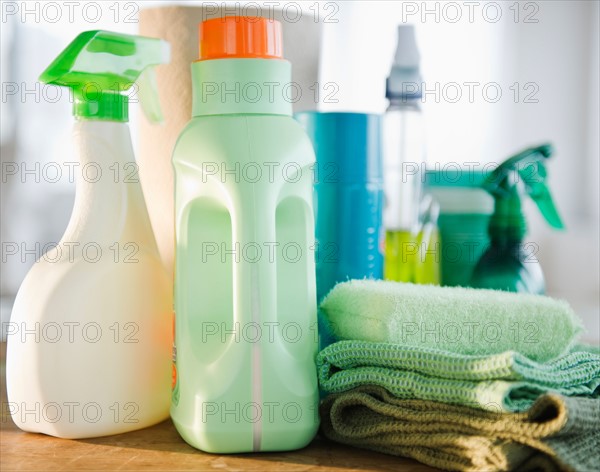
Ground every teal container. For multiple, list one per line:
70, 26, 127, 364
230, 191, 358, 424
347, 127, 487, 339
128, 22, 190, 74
295, 112, 383, 350
425, 169, 493, 287
294, 112, 383, 302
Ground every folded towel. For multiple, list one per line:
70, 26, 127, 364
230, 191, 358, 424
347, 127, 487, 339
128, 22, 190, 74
320, 280, 582, 362
317, 341, 600, 412
320, 385, 600, 472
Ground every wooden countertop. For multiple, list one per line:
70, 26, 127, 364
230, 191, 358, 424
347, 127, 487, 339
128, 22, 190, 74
0, 343, 436, 471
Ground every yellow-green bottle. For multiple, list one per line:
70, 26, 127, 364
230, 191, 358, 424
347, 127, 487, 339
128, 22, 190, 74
384, 199, 440, 284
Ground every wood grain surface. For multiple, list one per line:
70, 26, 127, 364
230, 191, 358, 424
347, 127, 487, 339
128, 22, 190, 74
0, 343, 437, 471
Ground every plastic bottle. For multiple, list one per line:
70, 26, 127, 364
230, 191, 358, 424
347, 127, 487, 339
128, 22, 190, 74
295, 111, 383, 350
382, 25, 439, 284
171, 17, 319, 453
6, 31, 172, 438
294, 112, 383, 301
471, 144, 564, 294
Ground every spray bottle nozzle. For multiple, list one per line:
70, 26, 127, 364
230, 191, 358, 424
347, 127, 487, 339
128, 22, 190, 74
39, 30, 170, 123
485, 143, 564, 238
386, 24, 422, 100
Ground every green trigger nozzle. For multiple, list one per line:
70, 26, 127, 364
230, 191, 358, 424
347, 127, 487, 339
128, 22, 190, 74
39, 30, 170, 123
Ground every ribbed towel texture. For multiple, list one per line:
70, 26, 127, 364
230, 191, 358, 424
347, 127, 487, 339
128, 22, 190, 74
317, 341, 600, 412
320, 385, 600, 472
320, 280, 582, 362
317, 280, 598, 471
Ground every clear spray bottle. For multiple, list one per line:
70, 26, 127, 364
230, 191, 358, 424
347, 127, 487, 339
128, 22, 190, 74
383, 25, 439, 284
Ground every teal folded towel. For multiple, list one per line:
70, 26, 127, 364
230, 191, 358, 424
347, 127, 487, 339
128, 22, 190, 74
317, 341, 600, 412
320, 280, 582, 362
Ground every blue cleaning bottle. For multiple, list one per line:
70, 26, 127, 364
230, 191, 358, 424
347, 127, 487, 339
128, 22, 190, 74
295, 112, 383, 345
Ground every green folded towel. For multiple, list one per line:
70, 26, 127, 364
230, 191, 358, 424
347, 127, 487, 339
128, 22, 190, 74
317, 341, 600, 412
320, 280, 582, 362
320, 385, 600, 472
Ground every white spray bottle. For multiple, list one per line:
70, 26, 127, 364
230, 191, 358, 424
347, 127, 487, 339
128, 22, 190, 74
6, 30, 172, 438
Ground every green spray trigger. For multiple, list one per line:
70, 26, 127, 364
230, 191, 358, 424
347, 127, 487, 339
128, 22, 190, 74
484, 143, 564, 234
39, 30, 170, 122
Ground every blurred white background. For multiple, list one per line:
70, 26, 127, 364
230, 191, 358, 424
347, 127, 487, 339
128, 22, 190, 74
1, 1, 598, 339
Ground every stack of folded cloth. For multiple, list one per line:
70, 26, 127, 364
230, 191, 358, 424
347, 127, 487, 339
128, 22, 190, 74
317, 280, 600, 472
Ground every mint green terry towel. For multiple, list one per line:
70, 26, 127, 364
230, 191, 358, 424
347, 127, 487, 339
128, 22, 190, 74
320, 280, 583, 362
317, 341, 600, 412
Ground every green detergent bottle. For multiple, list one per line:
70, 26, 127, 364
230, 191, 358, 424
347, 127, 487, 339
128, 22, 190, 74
171, 16, 319, 453
471, 144, 564, 294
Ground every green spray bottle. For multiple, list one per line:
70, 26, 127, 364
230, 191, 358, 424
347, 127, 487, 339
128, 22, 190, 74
471, 144, 564, 294
171, 17, 319, 453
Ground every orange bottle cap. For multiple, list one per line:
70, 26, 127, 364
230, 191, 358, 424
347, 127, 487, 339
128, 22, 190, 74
198, 16, 283, 61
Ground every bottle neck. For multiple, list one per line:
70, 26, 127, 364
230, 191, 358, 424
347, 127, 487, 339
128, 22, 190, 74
387, 96, 422, 112
61, 120, 155, 249
73, 92, 129, 122
191, 58, 293, 117
488, 194, 527, 246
